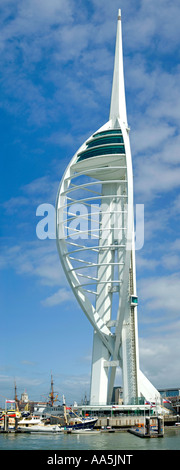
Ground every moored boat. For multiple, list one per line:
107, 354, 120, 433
69, 428, 101, 434
18, 416, 42, 427
64, 416, 98, 431
18, 397, 98, 432
6, 409, 21, 418
18, 423, 63, 432
62, 395, 98, 430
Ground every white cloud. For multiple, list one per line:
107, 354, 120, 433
139, 325, 180, 388
170, 238, 180, 251
1, 0, 73, 41
171, 195, 180, 214
134, 158, 180, 200
21, 360, 36, 366
143, 207, 170, 242
2, 175, 58, 223
161, 254, 180, 270
131, 122, 175, 155
136, 253, 159, 271
42, 287, 73, 307
0, 240, 66, 288
2, 196, 28, 214
139, 273, 180, 314
124, 0, 180, 51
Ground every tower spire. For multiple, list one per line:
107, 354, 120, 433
109, 9, 127, 126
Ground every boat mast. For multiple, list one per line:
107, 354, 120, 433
63, 395, 68, 425
14, 380, 19, 411
49, 372, 55, 406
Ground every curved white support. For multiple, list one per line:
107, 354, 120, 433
56, 117, 140, 405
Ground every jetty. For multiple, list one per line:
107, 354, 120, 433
128, 416, 164, 438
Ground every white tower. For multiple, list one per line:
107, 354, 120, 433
56, 10, 160, 406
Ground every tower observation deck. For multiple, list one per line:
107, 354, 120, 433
56, 10, 161, 406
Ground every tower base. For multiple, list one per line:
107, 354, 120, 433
90, 332, 110, 405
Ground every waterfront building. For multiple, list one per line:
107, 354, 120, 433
112, 387, 123, 405
159, 388, 180, 399
21, 391, 29, 403
56, 10, 161, 406
159, 388, 180, 415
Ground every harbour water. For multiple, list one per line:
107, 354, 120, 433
0, 427, 180, 451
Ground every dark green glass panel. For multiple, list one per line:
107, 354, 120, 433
93, 129, 122, 138
87, 136, 124, 148
77, 145, 125, 162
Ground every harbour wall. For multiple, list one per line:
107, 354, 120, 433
94, 415, 177, 428
95, 416, 148, 429
49, 414, 177, 428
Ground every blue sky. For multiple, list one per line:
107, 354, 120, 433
1, 0, 180, 406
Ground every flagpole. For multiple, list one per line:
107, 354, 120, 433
4, 399, 7, 432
